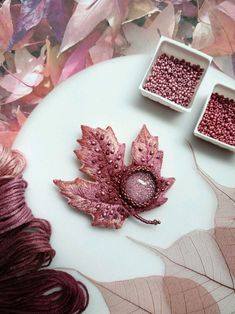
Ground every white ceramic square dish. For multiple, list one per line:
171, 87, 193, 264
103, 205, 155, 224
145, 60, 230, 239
194, 83, 235, 152
139, 36, 213, 113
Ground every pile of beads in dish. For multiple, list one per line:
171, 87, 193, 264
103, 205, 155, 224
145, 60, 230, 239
197, 92, 235, 147
143, 53, 204, 108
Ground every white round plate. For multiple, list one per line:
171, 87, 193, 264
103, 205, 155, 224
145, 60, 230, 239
14, 55, 235, 313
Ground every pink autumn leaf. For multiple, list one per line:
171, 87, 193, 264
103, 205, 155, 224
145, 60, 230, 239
89, 42, 113, 65
90, 26, 128, 60
88, 27, 115, 64
191, 22, 215, 50
0, 106, 27, 147
14, 48, 43, 74
0, 120, 17, 148
181, 2, 197, 17
174, 1, 197, 18
16, 107, 27, 127
233, 53, 235, 75
58, 29, 102, 83
87, 275, 219, 313
190, 147, 235, 276
8, 0, 47, 49
0, 48, 44, 103
126, 229, 226, 313
124, 0, 159, 24
217, 0, 235, 21
123, 3, 175, 55
44, 39, 69, 86
9, 0, 73, 49
44, 40, 61, 86
197, 0, 211, 23
114, 28, 129, 53
60, 0, 129, 53
0, 0, 13, 51
192, 1, 235, 77
196, 4, 235, 56
0, 131, 18, 148
213, 55, 235, 78
0, 52, 4, 64
54, 125, 175, 229
0, 73, 39, 103
45, 0, 74, 41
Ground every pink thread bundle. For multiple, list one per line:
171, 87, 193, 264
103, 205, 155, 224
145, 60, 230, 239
0, 146, 26, 178
0, 146, 89, 313
0, 270, 89, 314
0, 218, 55, 280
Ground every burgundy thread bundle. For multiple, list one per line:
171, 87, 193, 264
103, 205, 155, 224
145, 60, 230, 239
198, 92, 235, 146
0, 218, 55, 279
0, 146, 89, 313
0, 270, 89, 314
143, 53, 204, 107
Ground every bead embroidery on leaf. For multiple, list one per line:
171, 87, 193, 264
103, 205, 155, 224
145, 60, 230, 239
54, 125, 175, 229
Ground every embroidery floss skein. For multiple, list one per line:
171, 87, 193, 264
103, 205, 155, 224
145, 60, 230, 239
0, 145, 26, 178
0, 218, 55, 279
0, 145, 89, 313
0, 270, 89, 314
0, 176, 33, 234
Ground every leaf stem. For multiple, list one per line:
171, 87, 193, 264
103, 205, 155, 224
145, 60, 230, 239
133, 214, 161, 225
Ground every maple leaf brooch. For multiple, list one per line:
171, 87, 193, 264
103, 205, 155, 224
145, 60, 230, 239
54, 125, 175, 229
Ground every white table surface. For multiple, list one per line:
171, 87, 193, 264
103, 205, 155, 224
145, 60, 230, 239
14, 55, 235, 313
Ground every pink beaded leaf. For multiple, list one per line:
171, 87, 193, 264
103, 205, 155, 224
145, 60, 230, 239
54, 125, 175, 229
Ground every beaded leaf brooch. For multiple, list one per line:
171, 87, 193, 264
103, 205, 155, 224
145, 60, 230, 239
54, 125, 175, 229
